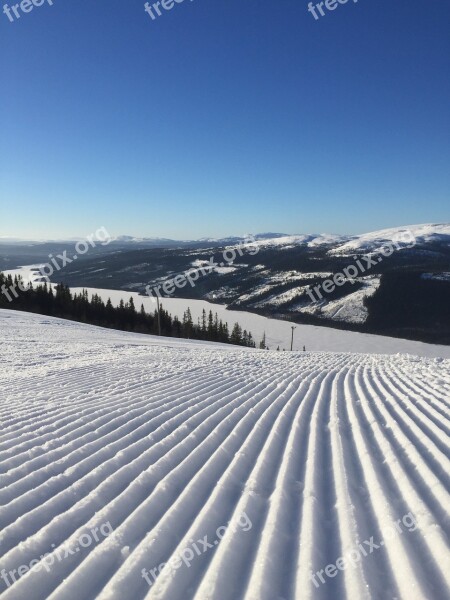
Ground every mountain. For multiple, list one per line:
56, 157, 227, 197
1, 224, 449, 344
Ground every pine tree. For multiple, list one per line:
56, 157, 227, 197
259, 332, 266, 349
230, 323, 242, 345
207, 310, 214, 340
213, 313, 219, 340
201, 309, 207, 338
182, 308, 193, 338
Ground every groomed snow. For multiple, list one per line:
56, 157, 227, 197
0, 310, 449, 600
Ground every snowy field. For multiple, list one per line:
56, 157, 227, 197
3, 265, 450, 358
0, 310, 450, 600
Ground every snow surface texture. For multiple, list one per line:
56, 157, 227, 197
0, 310, 449, 600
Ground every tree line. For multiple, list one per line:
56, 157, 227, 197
0, 272, 258, 347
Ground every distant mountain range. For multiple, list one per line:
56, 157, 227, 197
2, 223, 449, 250
0, 232, 287, 246
1, 223, 449, 344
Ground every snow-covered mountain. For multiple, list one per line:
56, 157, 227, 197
109, 224, 450, 250
0, 310, 449, 599
1, 223, 449, 252
1, 223, 449, 344
329, 223, 450, 255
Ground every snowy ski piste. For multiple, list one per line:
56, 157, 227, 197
0, 309, 449, 599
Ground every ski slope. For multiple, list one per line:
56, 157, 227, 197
0, 310, 449, 600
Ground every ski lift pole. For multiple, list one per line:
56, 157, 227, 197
290, 325, 296, 351
156, 294, 162, 336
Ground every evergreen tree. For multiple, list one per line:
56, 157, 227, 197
230, 323, 243, 345
259, 332, 267, 350
201, 309, 207, 338
182, 308, 194, 338
207, 310, 214, 339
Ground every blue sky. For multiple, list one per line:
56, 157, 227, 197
0, 0, 449, 239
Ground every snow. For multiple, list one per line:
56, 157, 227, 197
2, 224, 448, 252
214, 266, 238, 274
210, 224, 449, 253
297, 276, 381, 324
254, 286, 305, 308
330, 223, 450, 255
3, 264, 49, 285
0, 310, 449, 600
59, 287, 450, 357
422, 272, 450, 282
245, 234, 347, 249
190, 260, 210, 268
3, 262, 450, 357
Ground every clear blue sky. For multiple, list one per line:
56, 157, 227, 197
1, 0, 449, 239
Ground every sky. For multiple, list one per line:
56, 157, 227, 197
0, 0, 449, 240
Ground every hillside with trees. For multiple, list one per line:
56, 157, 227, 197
0, 272, 256, 348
